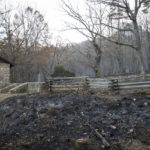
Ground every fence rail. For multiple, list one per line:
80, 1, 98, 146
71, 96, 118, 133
46, 74, 150, 94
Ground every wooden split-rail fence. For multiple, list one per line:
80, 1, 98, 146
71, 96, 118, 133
46, 74, 150, 94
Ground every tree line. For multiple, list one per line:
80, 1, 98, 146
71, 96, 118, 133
0, 0, 150, 82
62, 0, 150, 77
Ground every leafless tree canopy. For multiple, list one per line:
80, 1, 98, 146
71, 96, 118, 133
61, 0, 150, 75
0, 0, 150, 81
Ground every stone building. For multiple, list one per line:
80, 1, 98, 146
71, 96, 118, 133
0, 56, 13, 83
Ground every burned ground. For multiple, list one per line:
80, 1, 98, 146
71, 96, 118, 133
0, 93, 150, 150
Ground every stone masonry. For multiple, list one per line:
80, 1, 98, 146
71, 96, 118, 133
0, 63, 10, 83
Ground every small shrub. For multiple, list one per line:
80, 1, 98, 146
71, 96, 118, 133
51, 65, 75, 77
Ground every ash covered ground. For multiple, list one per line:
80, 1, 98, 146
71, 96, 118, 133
0, 92, 150, 150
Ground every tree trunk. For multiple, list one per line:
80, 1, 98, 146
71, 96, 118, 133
92, 40, 102, 77
94, 54, 101, 77
133, 20, 145, 74
145, 19, 150, 70
136, 51, 145, 74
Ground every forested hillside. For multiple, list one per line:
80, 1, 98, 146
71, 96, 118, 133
0, 0, 150, 82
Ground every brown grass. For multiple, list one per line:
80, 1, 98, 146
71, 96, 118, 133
0, 94, 24, 103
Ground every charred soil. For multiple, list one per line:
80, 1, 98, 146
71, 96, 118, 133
0, 92, 150, 150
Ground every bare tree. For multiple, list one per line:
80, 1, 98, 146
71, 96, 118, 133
61, 0, 108, 77
40, 39, 67, 80
0, 6, 49, 61
62, 0, 150, 75
90, 0, 150, 74
0, 5, 51, 82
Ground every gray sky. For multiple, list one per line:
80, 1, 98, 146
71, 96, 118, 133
6, 0, 86, 44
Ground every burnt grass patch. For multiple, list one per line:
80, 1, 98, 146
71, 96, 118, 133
0, 93, 150, 150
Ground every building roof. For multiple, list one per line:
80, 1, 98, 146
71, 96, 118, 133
0, 56, 14, 67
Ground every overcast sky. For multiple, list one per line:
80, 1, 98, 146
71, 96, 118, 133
5, 0, 86, 44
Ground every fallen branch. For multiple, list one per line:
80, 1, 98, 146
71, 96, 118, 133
75, 112, 110, 148
86, 120, 110, 148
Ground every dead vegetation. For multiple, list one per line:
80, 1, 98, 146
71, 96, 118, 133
0, 94, 24, 103
0, 92, 150, 150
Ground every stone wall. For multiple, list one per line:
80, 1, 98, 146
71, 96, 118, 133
0, 63, 10, 83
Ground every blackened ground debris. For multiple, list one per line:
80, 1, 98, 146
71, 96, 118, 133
0, 93, 150, 150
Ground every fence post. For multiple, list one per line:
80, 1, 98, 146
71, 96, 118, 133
83, 77, 89, 90
110, 79, 119, 95
49, 79, 53, 92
